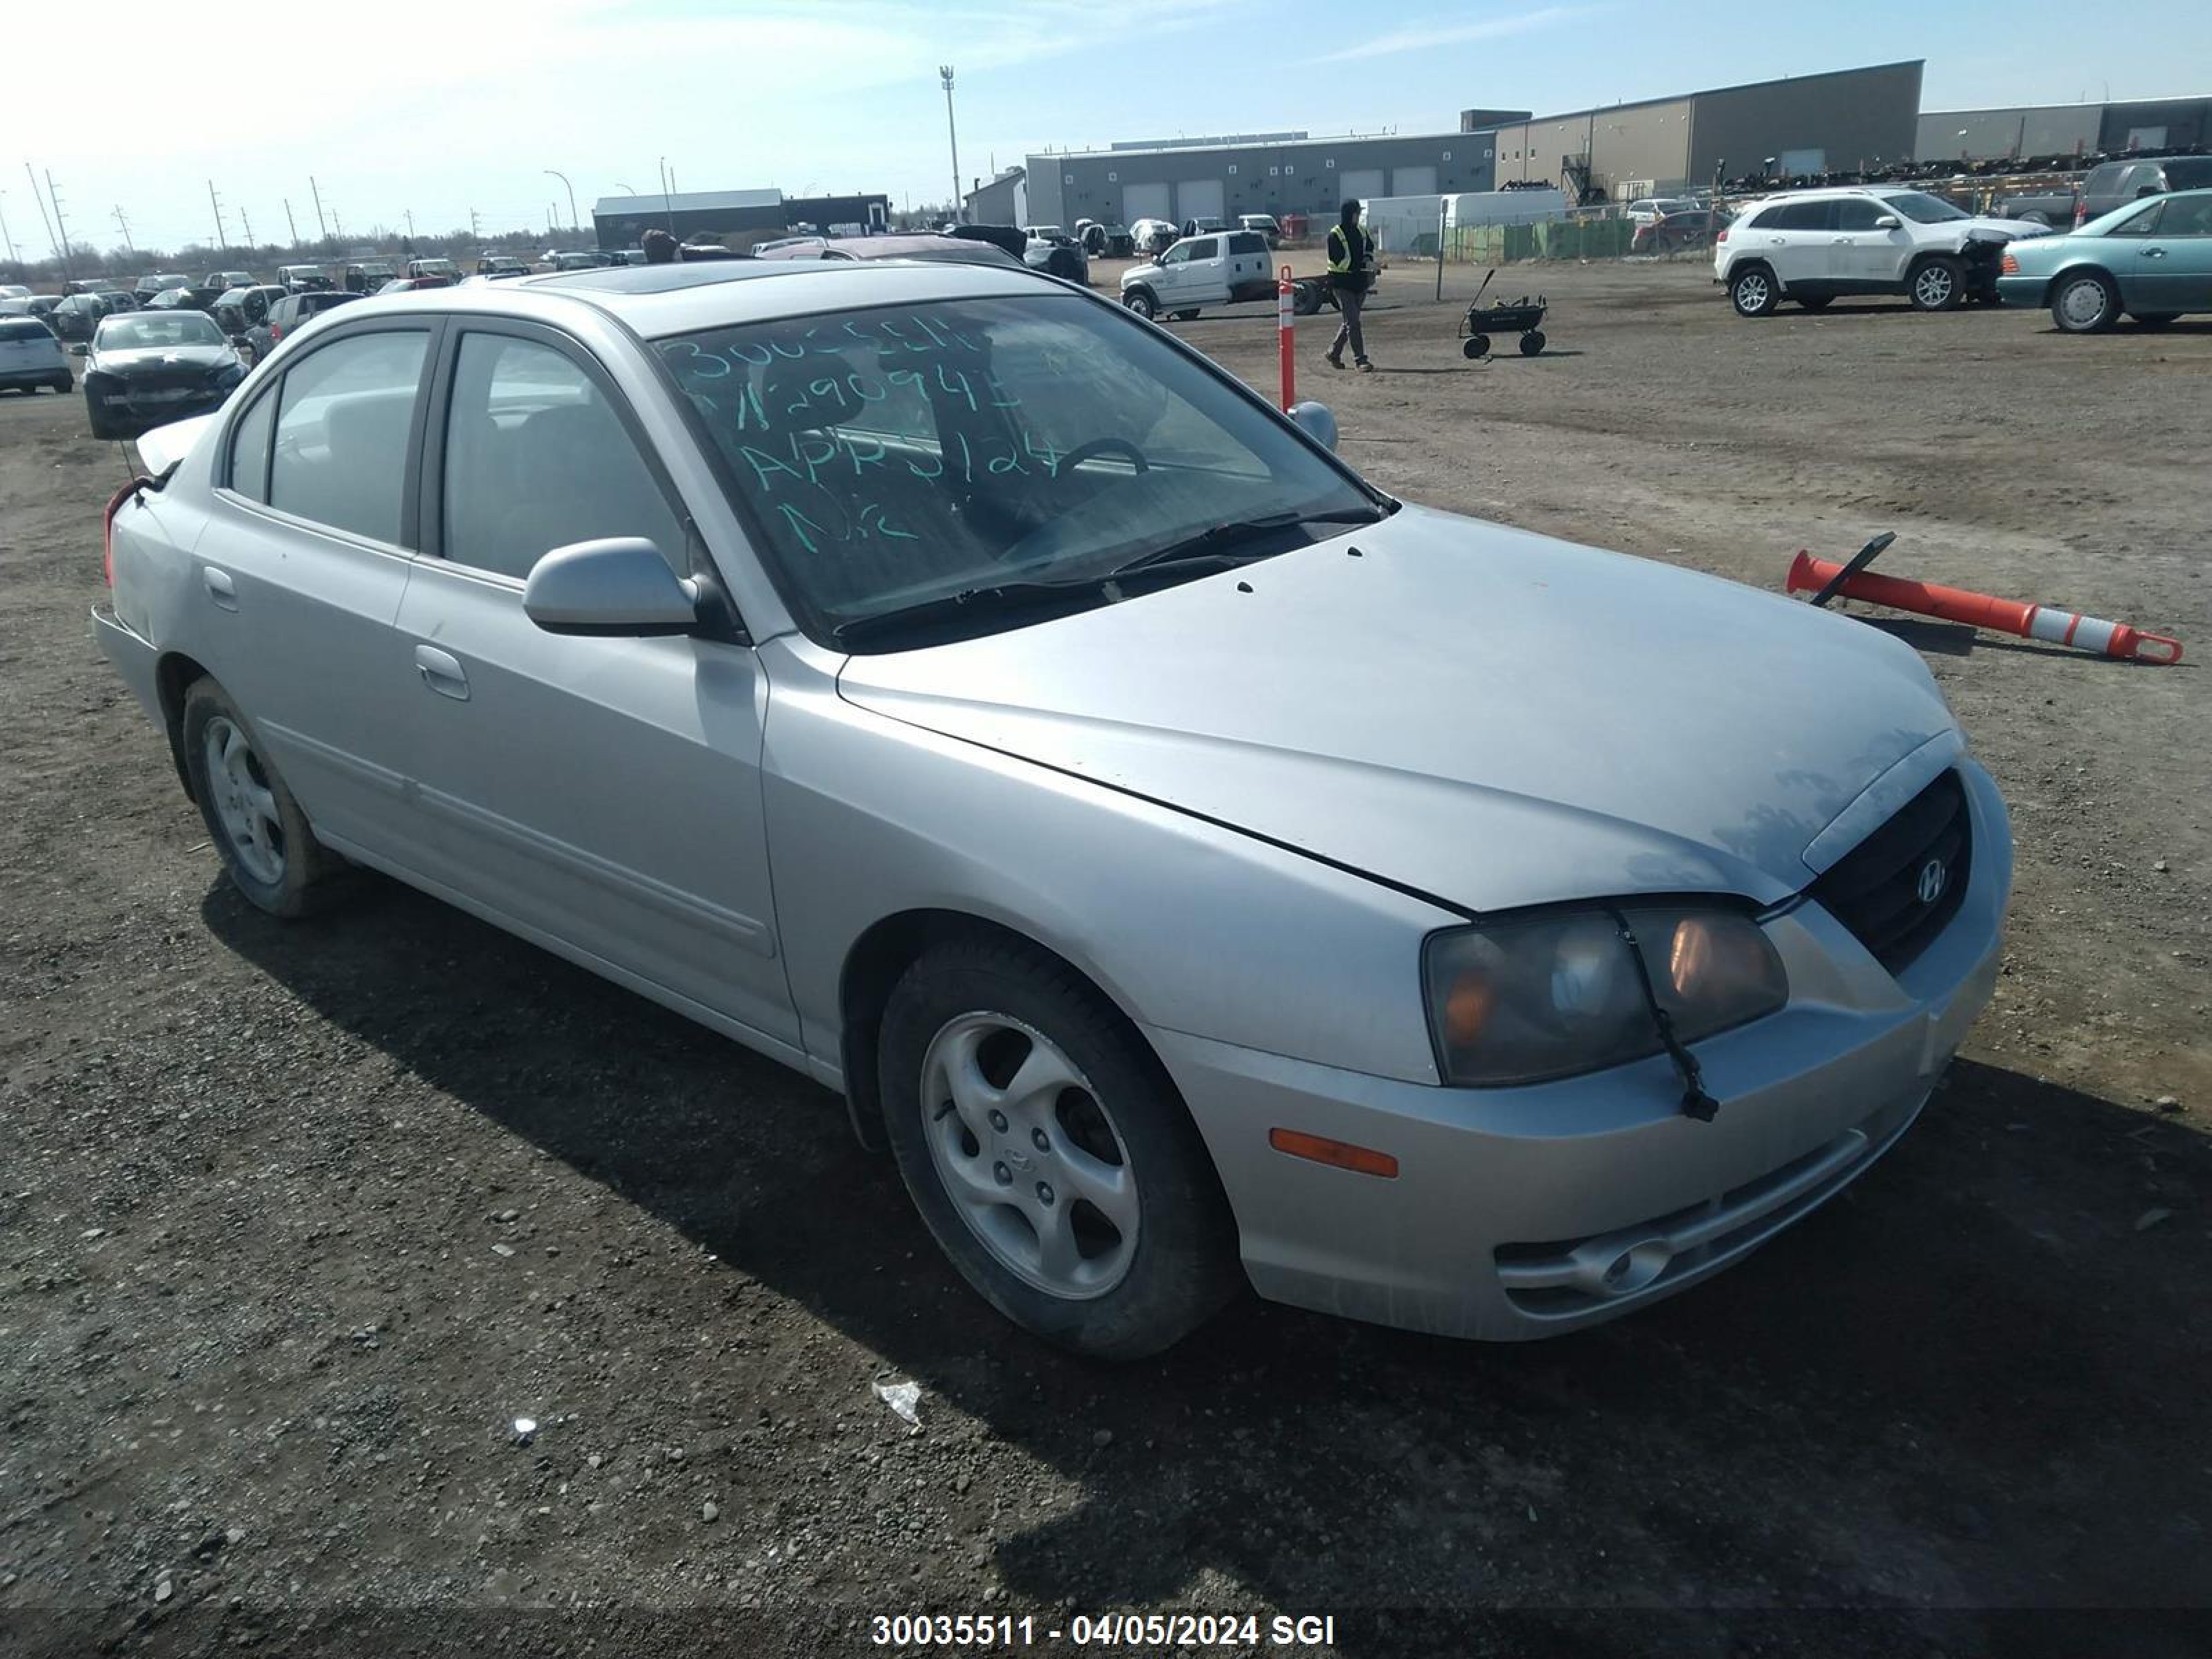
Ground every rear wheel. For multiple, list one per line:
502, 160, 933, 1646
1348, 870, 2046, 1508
180, 679, 348, 918
55, 373, 74, 393
1518, 330, 1546, 355
2050, 270, 2119, 333
1909, 254, 1966, 311
878, 937, 1239, 1360
1728, 264, 1779, 317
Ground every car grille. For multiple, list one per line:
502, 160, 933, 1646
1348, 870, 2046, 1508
1809, 768, 1971, 973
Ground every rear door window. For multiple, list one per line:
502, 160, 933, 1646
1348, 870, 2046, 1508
1772, 200, 1835, 232
268, 330, 432, 545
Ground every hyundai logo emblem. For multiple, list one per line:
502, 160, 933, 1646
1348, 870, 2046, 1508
1916, 859, 1947, 906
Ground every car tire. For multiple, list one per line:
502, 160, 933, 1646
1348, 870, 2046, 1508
57, 373, 74, 393
1728, 264, 1779, 317
1797, 294, 1835, 310
1908, 254, 1967, 311
877, 936, 1241, 1361
2128, 312, 2179, 328
1122, 288, 1158, 320
1519, 330, 1545, 355
180, 678, 348, 919
2050, 270, 2119, 333
87, 412, 115, 440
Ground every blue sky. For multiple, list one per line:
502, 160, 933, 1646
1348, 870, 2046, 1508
8, 0, 2210, 256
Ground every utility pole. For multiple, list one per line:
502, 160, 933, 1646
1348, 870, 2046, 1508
468, 207, 481, 241
939, 66, 962, 223
240, 207, 255, 250
283, 198, 299, 244
309, 176, 328, 241
35, 167, 71, 279
658, 158, 673, 232
208, 180, 228, 252
112, 205, 135, 254
0, 190, 17, 263
404, 208, 415, 242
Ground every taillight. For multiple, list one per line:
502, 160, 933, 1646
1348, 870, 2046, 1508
102, 478, 143, 587
2073, 200, 2087, 226
1715, 227, 1728, 243
2000, 252, 2019, 274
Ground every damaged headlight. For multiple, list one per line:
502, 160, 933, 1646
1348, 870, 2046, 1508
1423, 906, 1787, 1087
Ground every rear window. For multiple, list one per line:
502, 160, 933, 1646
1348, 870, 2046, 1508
2164, 159, 2212, 189
1228, 232, 1266, 254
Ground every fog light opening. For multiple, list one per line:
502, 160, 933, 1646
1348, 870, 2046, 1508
1591, 1238, 1671, 1297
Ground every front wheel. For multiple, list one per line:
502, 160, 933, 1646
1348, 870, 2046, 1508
1728, 265, 1779, 317
878, 937, 1239, 1360
2050, 270, 2119, 333
1909, 255, 1966, 311
180, 679, 348, 917
1121, 288, 1157, 320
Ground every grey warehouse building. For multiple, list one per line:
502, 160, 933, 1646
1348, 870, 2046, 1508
1022, 125, 1526, 232
1916, 95, 2212, 162
1482, 61, 1924, 198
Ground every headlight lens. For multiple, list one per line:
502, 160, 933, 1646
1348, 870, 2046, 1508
1423, 906, 1787, 1087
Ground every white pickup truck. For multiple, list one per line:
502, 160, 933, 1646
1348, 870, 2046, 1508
1119, 228, 1275, 320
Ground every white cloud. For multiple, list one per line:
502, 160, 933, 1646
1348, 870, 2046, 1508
1335, 6, 1591, 62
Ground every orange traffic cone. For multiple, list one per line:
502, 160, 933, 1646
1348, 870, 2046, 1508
1788, 551, 2182, 665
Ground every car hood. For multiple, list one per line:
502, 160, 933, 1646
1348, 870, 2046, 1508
835, 507, 1960, 913
1958, 216, 2046, 242
91, 344, 234, 374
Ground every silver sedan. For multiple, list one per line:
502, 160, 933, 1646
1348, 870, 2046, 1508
93, 259, 2010, 1358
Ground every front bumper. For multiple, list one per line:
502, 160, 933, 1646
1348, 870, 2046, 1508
88, 382, 231, 427
1149, 759, 2012, 1342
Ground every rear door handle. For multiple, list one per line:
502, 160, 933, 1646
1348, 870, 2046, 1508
413, 644, 470, 701
200, 566, 238, 611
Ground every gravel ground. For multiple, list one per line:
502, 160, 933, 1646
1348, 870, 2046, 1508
2, 261, 2207, 1658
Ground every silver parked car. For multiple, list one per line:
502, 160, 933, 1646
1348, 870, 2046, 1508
93, 261, 2011, 1358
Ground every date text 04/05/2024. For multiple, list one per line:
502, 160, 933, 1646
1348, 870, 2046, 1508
870, 1612, 1340, 1647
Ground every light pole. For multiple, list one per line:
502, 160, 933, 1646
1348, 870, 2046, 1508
545, 169, 579, 232
0, 189, 18, 264
940, 65, 962, 223
658, 157, 674, 232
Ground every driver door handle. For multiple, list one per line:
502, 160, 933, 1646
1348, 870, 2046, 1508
2141, 247, 2166, 259
413, 644, 470, 701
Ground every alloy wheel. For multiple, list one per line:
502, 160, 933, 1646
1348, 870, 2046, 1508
202, 715, 286, 886
2056, 277, 2109, 330
919, 1012, 1138, 1299
1914, 265, 1956, 308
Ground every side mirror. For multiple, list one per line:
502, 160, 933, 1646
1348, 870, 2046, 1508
523, 538, 700, 637
1287, 400, 1338, 452
1872, 214, 1900, 229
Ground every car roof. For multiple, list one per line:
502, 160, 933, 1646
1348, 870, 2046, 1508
347, 256, 1060, 341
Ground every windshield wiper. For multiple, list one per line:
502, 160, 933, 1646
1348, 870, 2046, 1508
828, 581, 1102, 649
1106, 505, 1389, 580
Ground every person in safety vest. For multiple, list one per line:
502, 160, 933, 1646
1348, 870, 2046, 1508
1324, 199, 1375, 371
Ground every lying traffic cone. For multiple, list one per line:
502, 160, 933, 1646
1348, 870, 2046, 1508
1787, 550, 2182, 665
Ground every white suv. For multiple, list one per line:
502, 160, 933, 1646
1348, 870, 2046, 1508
1714, 187, 2046, 317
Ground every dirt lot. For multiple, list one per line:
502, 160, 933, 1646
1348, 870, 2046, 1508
3, 262, 2208, 1658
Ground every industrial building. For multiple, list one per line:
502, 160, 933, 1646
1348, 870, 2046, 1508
1022, 124, 1524, 234
964, 167, 1027, 225
1479, 61, 1924, 198
590, 188, 890, 249
1916, 95, 2212, 162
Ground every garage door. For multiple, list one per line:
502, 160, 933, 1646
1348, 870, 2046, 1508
1122, 182, 1171, 224
1176, 178, 1226, 225
1392, 167, 1437, 196
1339, 169, 1385, 203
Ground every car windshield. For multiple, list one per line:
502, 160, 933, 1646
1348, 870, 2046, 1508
100, 313, 223, 348
1882, 191, 1969, 224
657, 293, 1377, 644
